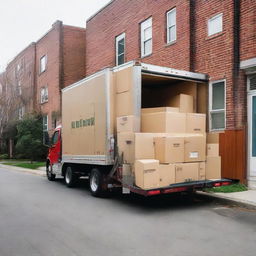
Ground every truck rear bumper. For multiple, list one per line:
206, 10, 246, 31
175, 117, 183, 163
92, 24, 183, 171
124, 179, 232, 196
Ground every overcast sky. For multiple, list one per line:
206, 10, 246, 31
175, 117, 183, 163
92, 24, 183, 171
0, 0, 111, 72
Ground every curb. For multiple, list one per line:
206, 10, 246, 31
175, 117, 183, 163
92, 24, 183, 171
197, 191, 256, 210
0, 164, 46, 177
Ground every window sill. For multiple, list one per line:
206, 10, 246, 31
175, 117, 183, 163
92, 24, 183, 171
206, 31, 225, 41
39, 69, 47, 76
40, 101, 48, 105
141, 53, 152, 59
165, 40, 177, 47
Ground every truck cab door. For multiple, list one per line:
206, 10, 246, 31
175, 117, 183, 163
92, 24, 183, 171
48, 130, 61, 165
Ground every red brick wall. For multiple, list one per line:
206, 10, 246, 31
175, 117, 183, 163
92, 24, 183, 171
240, 0, 256, 61
63, 25, 86, 88
85, 0, 191, 76
36, 21, 62, 130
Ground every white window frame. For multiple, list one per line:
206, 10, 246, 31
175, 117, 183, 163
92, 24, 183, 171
115, 33, 126, 66
167, 8, 177, 44
141, 17, 152, 58
18, 81, 22, 95
40, 55, 47, 73
208, 13, 223, 36
18, 106, 25, 120
43, 115, 48, 131
40, 87, 48, 103
209, 79, 226, 131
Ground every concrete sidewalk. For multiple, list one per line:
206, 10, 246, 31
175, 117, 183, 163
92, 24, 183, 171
198, 190, 256, 209
0, 163, 46, 177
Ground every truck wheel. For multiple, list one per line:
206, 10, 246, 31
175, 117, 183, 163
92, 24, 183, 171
65, 166, 78, 188
89, 168, 107, 197
46, 164, 56, 181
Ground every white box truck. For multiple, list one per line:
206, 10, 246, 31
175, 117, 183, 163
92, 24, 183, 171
46, 61, 231, 197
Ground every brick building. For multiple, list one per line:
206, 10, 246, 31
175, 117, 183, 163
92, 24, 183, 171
84, 0, 256, 187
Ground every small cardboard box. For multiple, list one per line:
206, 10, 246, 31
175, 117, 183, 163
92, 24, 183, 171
117, 115, 140, 133
198, 162, 206, 180
186, 113, 206, 133
169, 94, 193, 113
175, 163, 199, 183
207, 143, 219, 157
154, 136, 184, 163
141, 107, 179, 114
206, 156, 221, 179
141, 112, 186, 133
159, 164, 175, 187
184, 134, 206, 162
207, 132, 219, 144
117, 132, 166, 163
135, 159, 160, 189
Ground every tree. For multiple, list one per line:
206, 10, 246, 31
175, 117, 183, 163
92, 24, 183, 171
15, 115, 47, 162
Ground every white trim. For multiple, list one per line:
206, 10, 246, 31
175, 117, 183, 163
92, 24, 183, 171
43, 115, 48, 131
209, 79, 226, 131
208, 13, 223, 36
240, 57, 256, 70
167, 8, 177, 43
115, 33, 125, 66
62, 155, 111, 165
141, 17, 152, 58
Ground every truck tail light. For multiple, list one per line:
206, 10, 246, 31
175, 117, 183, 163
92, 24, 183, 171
221, 181, 231, 186
213, 182, 221, 187
147, 190, 161, 196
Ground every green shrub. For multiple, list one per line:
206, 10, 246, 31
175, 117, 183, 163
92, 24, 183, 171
0, 154, 9, 160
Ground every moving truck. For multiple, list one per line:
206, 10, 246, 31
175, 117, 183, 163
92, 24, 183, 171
46, 61, 231, 197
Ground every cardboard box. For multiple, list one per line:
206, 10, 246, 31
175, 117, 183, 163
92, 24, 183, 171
175, 163, 199, 183
159, 164, 175, 187
206, 156, 221, 179
154, 136, 184, 163
135, 159, 160, 189
118, 132, 166, 163
184, 134, 206, 162
207, 143, 219, 157
141, 112, 186, 133
141, 107, 179, 114
117, 115, 140, 133
186, 113, 206, 133
198, 162, 206, 180
169, 94, 193, 113
207, 132, 219, 144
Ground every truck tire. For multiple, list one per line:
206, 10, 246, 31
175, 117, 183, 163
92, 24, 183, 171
46, 164, 56, 181
89, 168, 107, 197
65, 166, 78, 188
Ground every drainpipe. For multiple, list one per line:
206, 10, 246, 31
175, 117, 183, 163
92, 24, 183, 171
189, 0, 196, 72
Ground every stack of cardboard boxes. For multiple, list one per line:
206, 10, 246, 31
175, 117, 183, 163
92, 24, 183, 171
117, 94, 221, 190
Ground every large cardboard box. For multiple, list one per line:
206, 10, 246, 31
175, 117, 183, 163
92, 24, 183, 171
206, 156, 221, 179
117, 115, 140, 133
154, 136, 184, 163
207, 132, 219, 143
207, 143, 219, 157
169, 94, 193, 113
186, 113, 206, 133
141, 112, 186, 133
159, 164, 175, 187
135, 159, 159, 189
117, 132, 166, 163
198, 162, 206, 180
175, 163, 199, 183
141, 107, 179, 114
184, 134, 206, 162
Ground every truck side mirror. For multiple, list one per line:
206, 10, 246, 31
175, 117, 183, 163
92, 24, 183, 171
43, 131, 50, 147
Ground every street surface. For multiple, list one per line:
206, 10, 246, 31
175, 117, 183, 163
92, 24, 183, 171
0, 165, 255, 256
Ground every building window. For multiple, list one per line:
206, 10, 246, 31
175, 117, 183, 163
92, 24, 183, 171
208, 13, 223, 36
18, 106, 25, 120
116, 33, 125, 66
18, 81, 22, 95
167, 8, 176, 43
141, 17, 152, 57
43, 115, 48, 131
40, 87, 48, 103
40, 55, 47, 73
209, 80, 226, 130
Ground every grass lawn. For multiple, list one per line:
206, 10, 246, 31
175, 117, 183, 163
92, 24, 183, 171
1, 161, 45, 170
205, 183, 248, 193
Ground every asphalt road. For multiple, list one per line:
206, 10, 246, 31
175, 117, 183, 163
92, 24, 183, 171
0, 166, 256, 256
